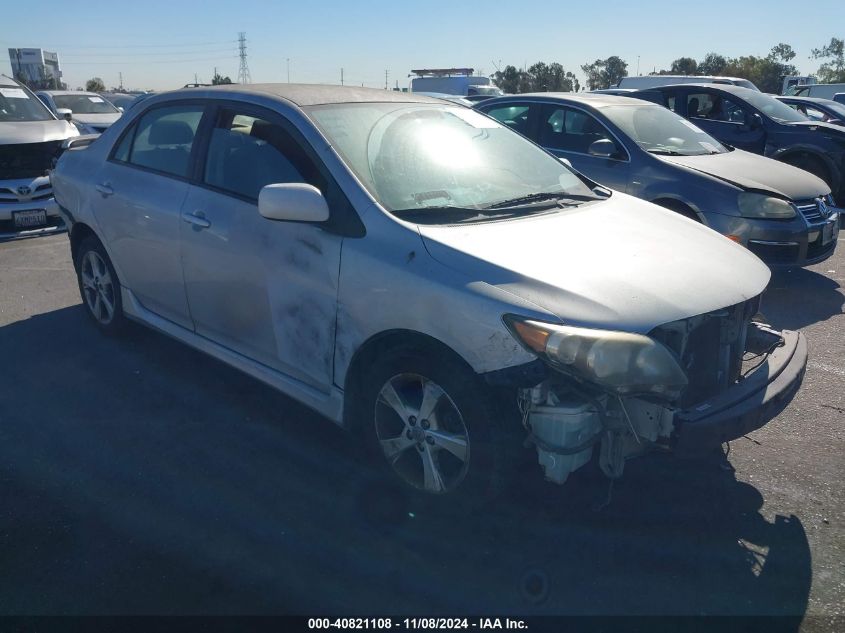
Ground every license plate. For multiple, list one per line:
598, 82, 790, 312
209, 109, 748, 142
13, 209, 47, 228
822, 219, 838, 245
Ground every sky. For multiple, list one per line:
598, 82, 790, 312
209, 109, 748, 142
2, 0, 843, 92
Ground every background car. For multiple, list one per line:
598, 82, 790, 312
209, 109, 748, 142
617, 75, 760, 91
632, 83, 845, 203
0, 75, 77, 238
99, 92, 140, 112
36, 90, 122, 134
775, 95, 845, 126
50, 84, 806, 501
475, 93, 840, 268
790, 82, 845, 100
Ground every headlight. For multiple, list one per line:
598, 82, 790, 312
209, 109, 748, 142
737, 193, 796, 219
504, 317, 688, 399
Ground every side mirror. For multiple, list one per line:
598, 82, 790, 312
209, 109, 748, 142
258, 183, 329, 223
748, 113, 764, 130
117, 106, 124, 113
588, 138, 617, 158
558, 157, 573, 168
56, 108, 73, 122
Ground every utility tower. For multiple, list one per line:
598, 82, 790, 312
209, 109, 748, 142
237, 32, 252, 84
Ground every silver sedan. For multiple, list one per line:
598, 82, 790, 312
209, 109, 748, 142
50, 84, 807, 503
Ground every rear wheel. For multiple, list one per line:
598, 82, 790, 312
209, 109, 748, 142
75, 236, 124, 334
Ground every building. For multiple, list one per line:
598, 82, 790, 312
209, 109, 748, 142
8, 48, 64, 89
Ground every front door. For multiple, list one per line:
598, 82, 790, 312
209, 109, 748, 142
90, 103, 206, 328
179, 105, 342, 390
536, 104, 630, 191
682, 90, 766, 154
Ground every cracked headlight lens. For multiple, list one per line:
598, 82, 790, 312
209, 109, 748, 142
505, 317, 688, 399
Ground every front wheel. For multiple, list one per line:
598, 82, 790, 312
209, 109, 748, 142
75, 236, 125, 334
357, 349, 509, 504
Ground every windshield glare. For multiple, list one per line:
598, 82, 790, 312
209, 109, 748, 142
741, 90, 808, 123
0, 85, 54, 122
603, 104, 727, 156
53, 94, 120, 115
308, 103, 597, 217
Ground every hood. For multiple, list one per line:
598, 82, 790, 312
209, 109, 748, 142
72, 113, 121, 127
658, 148, 830, 200
419, 193, 770, 333
0, 119, 78, 145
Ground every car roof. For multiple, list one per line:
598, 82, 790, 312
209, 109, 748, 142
161, 83, 443, 107
486, 92, 658, 108
776, 95, 838, 105
643, 83, 758, 97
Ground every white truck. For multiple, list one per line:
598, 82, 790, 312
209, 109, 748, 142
409, 68, 504, 101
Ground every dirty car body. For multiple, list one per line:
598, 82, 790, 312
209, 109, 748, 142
50, 84, 807, 498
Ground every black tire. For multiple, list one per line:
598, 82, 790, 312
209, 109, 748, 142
75, 235, 125, 334
355, 346, 510, 507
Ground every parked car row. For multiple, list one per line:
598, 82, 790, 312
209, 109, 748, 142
46, 84, 812, 502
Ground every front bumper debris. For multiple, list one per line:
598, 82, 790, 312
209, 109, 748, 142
672, 329, 807, 455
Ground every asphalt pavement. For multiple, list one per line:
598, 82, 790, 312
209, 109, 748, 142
0, 234, 842, 628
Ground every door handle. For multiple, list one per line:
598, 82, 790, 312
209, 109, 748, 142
95, 183, 113, 197
181, 211, 211, 229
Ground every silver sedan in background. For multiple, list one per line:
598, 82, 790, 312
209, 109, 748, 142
50, 85, 807, 504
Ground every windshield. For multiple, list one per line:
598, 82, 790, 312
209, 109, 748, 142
52, 94, 120, 115
823, 101, 845, 119
741, 90, 808, 123
603, 104, 727, 156
0, 85, 54, 122
307, 103, 599, 219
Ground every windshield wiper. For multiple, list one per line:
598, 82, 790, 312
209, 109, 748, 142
484, 191, 596, 210
392, 206, 489, 222
646, 149, 684, 156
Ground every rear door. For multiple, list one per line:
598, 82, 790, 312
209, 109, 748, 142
90, 102, 206, 328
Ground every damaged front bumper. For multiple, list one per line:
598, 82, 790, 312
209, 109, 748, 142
672, 328, 807, 455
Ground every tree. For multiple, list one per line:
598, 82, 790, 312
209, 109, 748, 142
721, 45, 798, 94
670, 57, 698, 75
811, 37, 845, 83
491, 65, 525, 94
212, 72, 233, 85
581, 56, 628, 90
86, 77, 106, 92
769, 43, 796, 63
698, 52, 727, 75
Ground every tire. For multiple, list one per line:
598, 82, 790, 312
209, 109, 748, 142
75, 236, 125, 334
355, 346, 509, 507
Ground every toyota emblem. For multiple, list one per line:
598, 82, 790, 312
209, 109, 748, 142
17, 185, 31, 197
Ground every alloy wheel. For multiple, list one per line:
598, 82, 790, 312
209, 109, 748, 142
80, 250, 116, 325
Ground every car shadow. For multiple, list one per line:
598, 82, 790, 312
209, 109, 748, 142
763, 267, 843, 331
0, 306, 811, 623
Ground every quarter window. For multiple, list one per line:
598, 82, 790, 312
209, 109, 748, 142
127, 105, 204, 178
202, 109, 323, 201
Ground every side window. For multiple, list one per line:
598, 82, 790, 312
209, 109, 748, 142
128, 105, 204, 178
484, 104, 533, 136
202, 109, 324, 201
112, 125, 134, 162
538, 105, 623, 157
804, 106, 827, 121
686, 93, 716, 119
